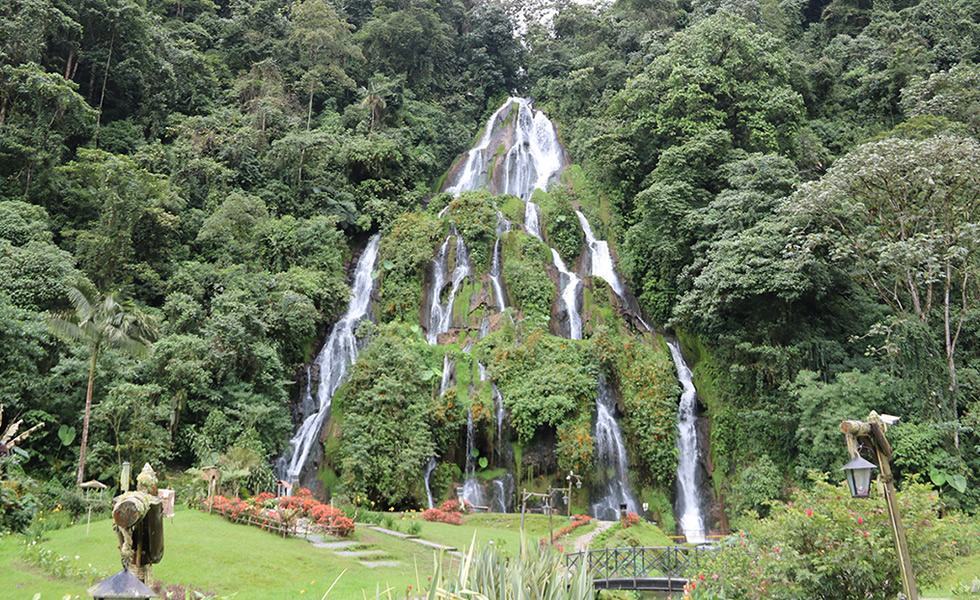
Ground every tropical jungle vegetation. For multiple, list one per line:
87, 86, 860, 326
2, 0, 980, 595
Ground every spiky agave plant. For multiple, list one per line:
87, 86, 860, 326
0, 404, 44, 461
427, 534, 593, 600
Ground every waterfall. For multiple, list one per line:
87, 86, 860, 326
426, 232, 471, 344
591, 376, 640, 520
439, 355, 454, 397
424, 457, 437, 509
551, 249, 583, 340
491, 473, 515, 513
492, 383, 506, 460
499, 101, 565, 200
444, 98, 565, 202
525, 202, 543, 239
490, 238, 507, 312
576, 211, 626, 299
462, 409, 487, 508
279, 235, 381, 484
444, 101, 516, 196
668, 339, 706, 543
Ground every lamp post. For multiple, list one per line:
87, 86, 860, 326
840, 411, 918, 600
88, 569, 158, 599
564, 471, 582, 517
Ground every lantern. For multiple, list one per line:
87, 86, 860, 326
841, 454, 877, 498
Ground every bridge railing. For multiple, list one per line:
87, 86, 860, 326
564, 546, 711, 582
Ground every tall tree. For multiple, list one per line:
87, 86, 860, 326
788, 135, 980, 446
288, 0, 359, 131
47, 284, 158, 485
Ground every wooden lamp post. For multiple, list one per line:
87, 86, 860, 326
840, 411, 918, 600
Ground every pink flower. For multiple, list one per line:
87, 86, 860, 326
857, 517, 863, 524
806, 509, 813, 516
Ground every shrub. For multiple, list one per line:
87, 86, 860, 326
698, 476, 961, 600
551, 514, 592, 543
206, 488, 354, 537
422, 508, 463, 525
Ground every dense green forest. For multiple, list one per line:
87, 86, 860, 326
2, 0, 980, 534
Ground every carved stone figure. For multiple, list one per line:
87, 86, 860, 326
112, 463, 165, 584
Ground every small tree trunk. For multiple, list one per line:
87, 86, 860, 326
77, 345, 99, 486
307, 80, 314, 132
94, 34, 114, 148
64, 47, 75, 80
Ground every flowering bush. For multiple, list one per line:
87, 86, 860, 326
439, 499, 469, 513
205, 489, 354, 537
697, 476, 962, 600
621, 512, 640, 528
422, 508, 463, 525
551, 514, 592, 543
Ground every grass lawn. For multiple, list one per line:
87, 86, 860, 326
921, 552, 980, 597
5, 508, 456, 599
1, 508, 615, 599
0, 532, 84, 600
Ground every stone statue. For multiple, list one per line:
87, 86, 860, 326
112, 463, 165, 584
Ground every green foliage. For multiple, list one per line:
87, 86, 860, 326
729, 454, 782, 520
556, 413, 593, 475
594, 328, 679, 486
443, 190, 497, 271
489, 328, 596, 443
500, 232, 554, 319
700, 477, 961, 600
378, 212, 442, 323
427, 539, 593, 600
88, 382, 172, 479
536, 186, 582, 264
340, 323, 437, 507
786, 370, 899, 476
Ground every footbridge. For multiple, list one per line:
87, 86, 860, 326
564, 546, 711, 592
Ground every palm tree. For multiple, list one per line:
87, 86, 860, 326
47, 285, 159, 486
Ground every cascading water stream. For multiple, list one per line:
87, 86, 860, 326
424, 457, 437, 509
668, 339, 706, 543
591, 376, 640, 520
576, 211, 625, 299
551, 249, 583, 340
426, 232, 471, 344
525, 202, 543, 239
445, 101, 516, 196
462, 409, 487, 508
439, 355, 454, 397
489, 213, 510, 312
279, 235, 381, 484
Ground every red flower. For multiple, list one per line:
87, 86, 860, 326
806, 509, 813, 516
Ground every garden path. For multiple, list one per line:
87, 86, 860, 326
573, 520, 615, 552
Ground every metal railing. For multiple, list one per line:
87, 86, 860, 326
565, 546, 709, 584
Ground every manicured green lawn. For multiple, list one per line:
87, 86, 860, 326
0, 532, 84, 600
1, 508, 610, 599
921, 552, 980, 597
6, 508, 455, 599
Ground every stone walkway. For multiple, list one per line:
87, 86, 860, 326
301, 521, 464, 568
573, 519, 615, 552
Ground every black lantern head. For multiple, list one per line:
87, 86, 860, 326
841, 454, 877, 498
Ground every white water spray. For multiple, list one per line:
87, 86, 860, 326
668, 339, 706, 543
551, 249, 583, 340
280, 235, 380, 484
